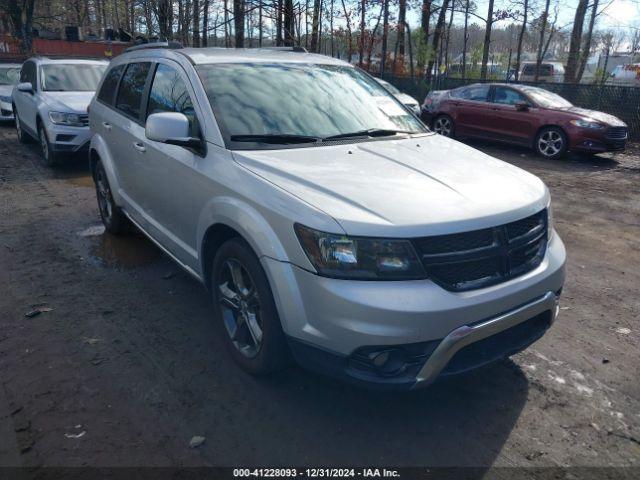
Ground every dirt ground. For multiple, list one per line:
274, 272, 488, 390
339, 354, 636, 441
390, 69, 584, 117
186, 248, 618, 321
0, 122, 639, 475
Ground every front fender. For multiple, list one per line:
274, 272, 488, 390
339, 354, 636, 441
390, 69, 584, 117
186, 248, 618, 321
90, 133, 123, 206
196, 196, 291, 266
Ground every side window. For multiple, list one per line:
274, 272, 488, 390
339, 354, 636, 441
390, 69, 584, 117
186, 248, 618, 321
147, 64, 198, 136
115, 62, 151, 120
493, 87, 527, 106
522, 64, 534, 75
98, 64, 125, 106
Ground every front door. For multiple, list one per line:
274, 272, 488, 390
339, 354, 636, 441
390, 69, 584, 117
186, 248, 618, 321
485, 86, 538, 145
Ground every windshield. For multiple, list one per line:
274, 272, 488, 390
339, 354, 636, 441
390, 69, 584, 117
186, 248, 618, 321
520, 86, 572, 108
41, 64, 106, 92
196, 63, 426, 148
0, 67, 20, 86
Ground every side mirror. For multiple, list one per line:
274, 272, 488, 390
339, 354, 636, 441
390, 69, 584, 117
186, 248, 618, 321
145, 112, 202, 150
515, 101, 530, 111
17, 82, 33, 94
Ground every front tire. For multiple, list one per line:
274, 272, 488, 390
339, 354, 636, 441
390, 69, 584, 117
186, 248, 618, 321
535, 127, 567, 159
433, 114, 454, 137
38, 124, 58, 167
94, 160, 130, 235
211, 238, 289, 375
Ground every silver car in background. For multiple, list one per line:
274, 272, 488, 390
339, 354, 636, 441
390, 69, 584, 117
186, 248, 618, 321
0, 63, 21, 121
89, 44, 565, 389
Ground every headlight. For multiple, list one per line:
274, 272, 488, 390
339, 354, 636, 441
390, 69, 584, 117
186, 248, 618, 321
49, 111, 85, 126
295, 224, 426, 280
0, 95, 11, 103
570, 119, 605, 130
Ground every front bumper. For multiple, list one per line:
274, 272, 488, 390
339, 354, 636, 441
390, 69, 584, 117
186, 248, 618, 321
44, 122, 92, 154
569, 126, 628, 153
263, 232, 566, 389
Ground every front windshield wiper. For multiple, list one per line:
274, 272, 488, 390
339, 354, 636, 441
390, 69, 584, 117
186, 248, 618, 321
322, 128, 416, 141
230, 134, 321, 144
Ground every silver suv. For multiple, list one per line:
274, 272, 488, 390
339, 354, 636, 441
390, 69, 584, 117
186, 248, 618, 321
89, 43, 566, 389
12, 57, 107, 166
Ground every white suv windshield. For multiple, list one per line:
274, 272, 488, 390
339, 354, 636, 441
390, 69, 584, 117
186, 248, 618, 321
0, 67, 20, 86
196, 63, 426, 148
41, 64, 106, 92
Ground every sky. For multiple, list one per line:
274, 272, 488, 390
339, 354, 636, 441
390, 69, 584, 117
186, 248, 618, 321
406, 0, 640, 33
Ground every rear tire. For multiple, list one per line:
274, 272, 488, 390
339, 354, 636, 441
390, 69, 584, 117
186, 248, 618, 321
14, 110, 30, 144
94, 160, 130, 235
433, 114, 454, 138
38, 124, 59, 167
535, 127, 567, 159
211, 238, 289, 375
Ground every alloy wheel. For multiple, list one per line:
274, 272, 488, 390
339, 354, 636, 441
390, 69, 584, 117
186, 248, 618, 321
538, 130, 564, 157
434, 116, 452, 137
218, 258, 263, 358
95, 168, 113, 222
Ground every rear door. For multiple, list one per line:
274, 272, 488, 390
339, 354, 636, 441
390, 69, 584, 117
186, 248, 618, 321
448, 84, 492, 136
109, 61, 153, 215
484, 86, 538, 144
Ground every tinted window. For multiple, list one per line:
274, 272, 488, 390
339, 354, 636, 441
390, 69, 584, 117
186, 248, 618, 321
522, 64, 535, 75
41, 64, 106, 91
196, 63, 425, 149
451, 84, 489, 102
20, 61, 36, 88
116, 62, 152, 119
98, 64, 125, 105
493, 87, 527, 106
147, 64, 197, 135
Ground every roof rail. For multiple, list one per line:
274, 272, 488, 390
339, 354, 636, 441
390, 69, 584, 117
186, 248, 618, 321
260, 46, 308, 53
124, 41, 183, 53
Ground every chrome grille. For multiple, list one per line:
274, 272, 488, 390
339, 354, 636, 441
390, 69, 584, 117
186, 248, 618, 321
413, 210, 548, 292
605, 127, 627, 140
79, 114, 89, 127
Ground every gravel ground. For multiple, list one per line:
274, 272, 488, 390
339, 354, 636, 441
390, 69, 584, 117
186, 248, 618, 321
0, 123, 639, 475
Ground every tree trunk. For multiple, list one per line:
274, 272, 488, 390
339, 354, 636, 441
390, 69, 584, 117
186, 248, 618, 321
340, 0, 353, 61
203, 0, 210, 46
397, 0, 406, 57
359, 0, 365, 66
514, 0, 528, 81
576, 0, 598, 82
276, 0, 283, 45
480, 0, 495, 80
284, 0, 294, 45
233, 0, 244, 47
310, 0, 321, 52
5, 0, 36, 53
462, 0, 469, 79
444, 2, 454, 72
193, 0, 200, 46
534, 0, 550, 81
224, 0, 229, 46
420, 0, 432, 73
425, 0, 450, 82
380, 0, 389, 74
564, 0, 588, 83
258, 0, 263, 46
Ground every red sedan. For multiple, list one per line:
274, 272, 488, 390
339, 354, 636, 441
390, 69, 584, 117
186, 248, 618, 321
421, 83, 628, 159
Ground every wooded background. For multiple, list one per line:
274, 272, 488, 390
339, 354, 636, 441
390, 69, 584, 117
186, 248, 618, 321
1, 0, 638, 83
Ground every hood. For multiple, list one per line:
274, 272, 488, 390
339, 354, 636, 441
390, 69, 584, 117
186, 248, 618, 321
395, 93, 419, 107
233, 134, 549, 237
557, 106, 626, 127
41, 92, 94, 114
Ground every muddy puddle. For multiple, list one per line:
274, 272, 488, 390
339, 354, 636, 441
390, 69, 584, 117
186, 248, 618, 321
62, 174, 94, 188
79, 225, 161, 268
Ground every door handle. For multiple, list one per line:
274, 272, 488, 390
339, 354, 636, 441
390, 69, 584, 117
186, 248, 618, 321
102, 122, 111, 131
133, 142, 146, 153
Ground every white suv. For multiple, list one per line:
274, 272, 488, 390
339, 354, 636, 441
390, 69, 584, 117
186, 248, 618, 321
12, 57, 107, 166
89, 43, 566, 389
0, 63, 21, 121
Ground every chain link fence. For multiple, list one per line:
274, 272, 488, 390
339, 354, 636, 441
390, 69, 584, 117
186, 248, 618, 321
379, 74, 640, 141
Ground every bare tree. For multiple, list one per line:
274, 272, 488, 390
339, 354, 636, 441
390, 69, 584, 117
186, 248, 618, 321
426, 0, 451, 82
576, 0, 599, 81
2, 0, 36, 52
234, 0, 244, 46
514, 0, 528, 81
564, 0, 588, 83
480, 0, 494, 80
